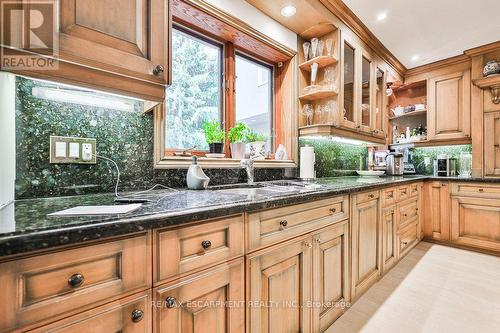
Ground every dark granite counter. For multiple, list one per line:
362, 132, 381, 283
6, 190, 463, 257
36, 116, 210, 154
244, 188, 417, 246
0, 175, 495, 258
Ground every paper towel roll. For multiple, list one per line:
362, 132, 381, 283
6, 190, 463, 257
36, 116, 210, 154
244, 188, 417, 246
300, 146, 315, 180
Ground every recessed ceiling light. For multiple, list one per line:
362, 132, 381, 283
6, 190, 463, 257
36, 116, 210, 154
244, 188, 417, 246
411, 55, 420, 61
376, 12, 387, 22
281, 5, 296, 17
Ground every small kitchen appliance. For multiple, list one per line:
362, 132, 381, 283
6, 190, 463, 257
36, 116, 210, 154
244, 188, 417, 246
434, 154, 457, 177
385, 152, 404, 175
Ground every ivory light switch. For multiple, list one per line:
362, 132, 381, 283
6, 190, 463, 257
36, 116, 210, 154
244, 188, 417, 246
55, 141, 67, 158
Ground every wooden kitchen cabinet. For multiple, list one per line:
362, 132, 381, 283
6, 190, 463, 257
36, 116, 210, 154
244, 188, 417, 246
351, 191, 381, 299
247, 235, 312, 333
427, 69, 471, 141
484, 111, 500, 176
451, 196, 500, 253
154, 259, 245, 333
423, 182, 450, 241
381, 206, 397, 273
312, 221, 350, 332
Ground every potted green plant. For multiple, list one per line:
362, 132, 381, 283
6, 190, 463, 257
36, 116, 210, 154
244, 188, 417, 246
202, 120, 225, 154
227, 122, 249, 159
246, 130, 268, 159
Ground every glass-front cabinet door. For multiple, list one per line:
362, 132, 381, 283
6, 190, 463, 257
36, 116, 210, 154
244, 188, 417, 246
341, 37, 357, 130
373, 66, 387, 138
360, 51, 373, 133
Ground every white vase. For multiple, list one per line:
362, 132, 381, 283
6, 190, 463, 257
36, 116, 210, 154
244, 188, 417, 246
249, 141, 266, 160
230, 142, 246, 159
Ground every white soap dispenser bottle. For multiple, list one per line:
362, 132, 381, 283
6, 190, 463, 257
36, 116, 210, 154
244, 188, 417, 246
186, 156, 210, 190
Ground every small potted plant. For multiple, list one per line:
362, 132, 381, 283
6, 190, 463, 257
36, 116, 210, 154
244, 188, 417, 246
246, 130, 268, 159
202, 120, 225, 154
227, 122, 249, 159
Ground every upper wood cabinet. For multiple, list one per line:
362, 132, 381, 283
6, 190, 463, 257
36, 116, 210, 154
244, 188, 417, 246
59, 0, 170, 83
373, 65, 387, 139
484, 111, 500, 176
427, 69, 471, 141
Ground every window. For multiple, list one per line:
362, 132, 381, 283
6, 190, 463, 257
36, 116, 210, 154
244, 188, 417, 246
166, 27, 223, 151
235, 54, 273, 147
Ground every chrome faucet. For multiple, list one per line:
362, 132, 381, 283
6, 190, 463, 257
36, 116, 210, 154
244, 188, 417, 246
240, 158, 255, 184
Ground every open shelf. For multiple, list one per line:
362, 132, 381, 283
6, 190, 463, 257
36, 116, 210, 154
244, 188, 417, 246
299, 89, 338, 101
298, 124, 386, 144
389, 110, 427, 120
299, 56, 337, 71
473, 75, 500, 88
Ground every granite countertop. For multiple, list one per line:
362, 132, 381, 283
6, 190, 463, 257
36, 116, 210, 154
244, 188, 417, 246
0, 175, 496, 258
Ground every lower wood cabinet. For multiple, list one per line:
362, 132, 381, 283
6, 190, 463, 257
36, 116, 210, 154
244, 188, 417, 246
423, 181, 450, 241
382, 206, 397, 273
154, 259, 245, 333
312, 221, 350, 332
451, 196, 500, 252
31, 291, 151, 333
246, 235, 312, 333
397, 218, 419, 259
351, 192, 381, 299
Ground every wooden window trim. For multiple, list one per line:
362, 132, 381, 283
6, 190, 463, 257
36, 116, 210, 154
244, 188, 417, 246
156, 0, 297, 169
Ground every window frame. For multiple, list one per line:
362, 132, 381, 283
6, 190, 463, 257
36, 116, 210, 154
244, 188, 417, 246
165, 24, 225, 155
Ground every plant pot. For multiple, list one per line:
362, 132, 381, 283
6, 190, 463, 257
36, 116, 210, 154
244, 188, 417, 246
209, 142, 224, 154
249, 141, 267, 160
230, 142, 246, 159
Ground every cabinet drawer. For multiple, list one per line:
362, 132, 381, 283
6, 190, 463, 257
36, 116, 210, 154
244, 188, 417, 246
355, 190, 379, 204
398, 219, 419, 258
246, 196, 349, 252
410, 183, 420, 197
155, 216, 244, 284
382, 187, 396, 207
0, 235, 151, 332
397, 185, 410, 201
451, 182, 500, 198
398, 199, 419, 228
30, 291, 151, 333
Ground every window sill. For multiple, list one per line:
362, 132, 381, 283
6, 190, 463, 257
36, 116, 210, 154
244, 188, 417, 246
154, 156, 297, 169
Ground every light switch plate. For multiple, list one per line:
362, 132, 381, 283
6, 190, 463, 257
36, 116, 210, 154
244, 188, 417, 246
55, 141, 67, 158
50, 136, 96, 164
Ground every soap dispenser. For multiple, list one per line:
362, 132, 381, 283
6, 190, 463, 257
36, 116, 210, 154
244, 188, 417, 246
186, 156, 210, 190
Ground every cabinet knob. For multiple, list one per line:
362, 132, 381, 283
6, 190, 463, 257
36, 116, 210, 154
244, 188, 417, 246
315, 238, 321, 244
279, 220, 288, 230
401, 241, 408, 246
68, 273, 84, 288
153, 64, 164, 76
369, 194, 375, 199
165, 296, 177, 308
329, 207, 337, 214
201, 240, 212, 250
131, 309, 144, 323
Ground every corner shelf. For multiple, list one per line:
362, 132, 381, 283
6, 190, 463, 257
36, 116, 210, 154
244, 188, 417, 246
389, 110, 427, 120
299, 89, 338, 101
472, 75, 500, 88
299, 56, 337, 71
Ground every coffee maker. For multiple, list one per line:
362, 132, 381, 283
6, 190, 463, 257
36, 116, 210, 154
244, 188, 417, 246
386, 152, 404, 175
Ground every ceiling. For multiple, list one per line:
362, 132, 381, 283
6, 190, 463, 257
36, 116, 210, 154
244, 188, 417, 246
342, 0, 500, 68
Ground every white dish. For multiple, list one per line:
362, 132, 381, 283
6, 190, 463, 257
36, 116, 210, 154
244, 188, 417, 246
205, 153, 225, 158
356, 170, 385, 177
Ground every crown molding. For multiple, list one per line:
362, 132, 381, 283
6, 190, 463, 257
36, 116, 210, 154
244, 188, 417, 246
405, 54, 471, 78
319, 0, 407, 77
464, 41, 500, 57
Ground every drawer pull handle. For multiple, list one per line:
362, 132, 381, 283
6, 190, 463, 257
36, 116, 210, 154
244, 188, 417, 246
315, 238, 321, 244
68, 273, 84, 288
201, 240, 212, 250
329, 207, 337, 213
165, 296, 177, 308
387, 194, 394, 198
153, 64, 164, 76
279, 220, 288, 230
131, 309, 144, 323
368, 194, 375, 199
479, 188, 484, 192
401, 241, 408, 246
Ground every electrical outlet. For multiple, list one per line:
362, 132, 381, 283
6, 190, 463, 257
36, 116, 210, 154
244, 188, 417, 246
50, 136, 96, 164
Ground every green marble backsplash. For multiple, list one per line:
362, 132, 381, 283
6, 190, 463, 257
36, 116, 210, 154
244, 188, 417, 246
299, 138, 367, 178
15, 77, 288, 199
410, 145, 472, 175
